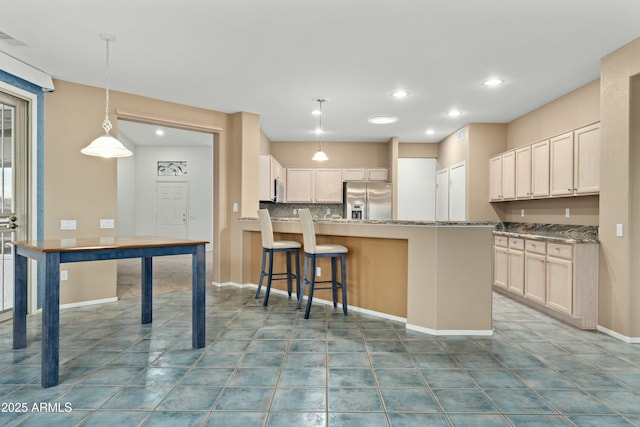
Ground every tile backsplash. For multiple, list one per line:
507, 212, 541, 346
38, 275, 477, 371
259, 202, 344, 219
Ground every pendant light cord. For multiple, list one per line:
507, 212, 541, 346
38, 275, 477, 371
318, 99, 324, 151
102, 39, 113, 135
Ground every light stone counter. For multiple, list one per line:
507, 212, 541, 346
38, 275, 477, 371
240, 218, 495, 335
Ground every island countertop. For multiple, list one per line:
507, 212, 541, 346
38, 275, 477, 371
240, 218, 494, 335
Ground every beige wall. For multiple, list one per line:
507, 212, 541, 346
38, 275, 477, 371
270, 140, 390, 168
507, 79, 600, 149
599, 37, 640, 337
45, 79, 236, 303
437, 126, 468, 170
398, 143, 438, 158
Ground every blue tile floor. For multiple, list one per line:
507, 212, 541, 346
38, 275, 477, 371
0, 287, 639, 426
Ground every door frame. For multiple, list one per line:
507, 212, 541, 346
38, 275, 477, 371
0, 80, 39, 316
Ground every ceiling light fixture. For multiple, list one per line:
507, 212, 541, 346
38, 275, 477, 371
155, 129, 165, 136
312, 98, 329, 161
482, 78, 504, 87
426, 129, 435, 135
368, 115, 398, 125
447, 109, 462, 117
391, 90, 409, 98
81, 34, 132, 158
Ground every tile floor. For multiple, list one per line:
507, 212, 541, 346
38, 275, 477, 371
0, 287, 639, 426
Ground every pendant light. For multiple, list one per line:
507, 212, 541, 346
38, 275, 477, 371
312, 98, 329, 161
81, 34, 132, 158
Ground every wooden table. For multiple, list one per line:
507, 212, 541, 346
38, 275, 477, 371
11, 236, 208, 388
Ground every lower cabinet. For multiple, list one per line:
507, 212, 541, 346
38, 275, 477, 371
493, 235, 598, 329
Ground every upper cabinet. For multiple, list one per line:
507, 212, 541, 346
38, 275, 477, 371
342, 168, 389, 182
490, 123, 599, 202
259, 155, 285, 202
286, 168, 343, 203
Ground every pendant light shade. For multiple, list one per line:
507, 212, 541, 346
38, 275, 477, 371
312, 98, 328, 161
82, 34, 132, 158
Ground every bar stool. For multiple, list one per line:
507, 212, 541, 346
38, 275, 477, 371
255, 209, 301, 306
296, 208, 348, 319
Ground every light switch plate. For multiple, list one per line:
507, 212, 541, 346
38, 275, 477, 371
616, 223, 623, 237
60, 270, 68, 281
565, 208, 570, 218
60, 219, 77, 230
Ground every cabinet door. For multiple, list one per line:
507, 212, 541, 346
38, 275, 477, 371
342, 168, 365, 181
550, 132, 574, 196
515, 146, 532, 199
489, 156, 503, 201
494, 246, 508, 289
286, 168, 314, 202
259, 155, 272, 201
573, 123, 600, 194
507, 249, 524, 294
315, 168, 343, 202
502, 151, 516, 200
435, 168, 449, 221
367, 168, 389, 181
525, 252, 546, 304
547, 257, 573, 314
531, 140, 550, 197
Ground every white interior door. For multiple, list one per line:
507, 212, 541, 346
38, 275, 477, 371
435, 168, 449, 221
0, 91, 28, 321
156, 182, 188, 239
449, 161, 466, 221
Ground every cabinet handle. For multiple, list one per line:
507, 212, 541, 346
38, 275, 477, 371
567, 188, 572, 192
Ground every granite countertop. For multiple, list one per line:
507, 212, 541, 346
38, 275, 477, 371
493, 222, 599, 244
239, 217, 496, 227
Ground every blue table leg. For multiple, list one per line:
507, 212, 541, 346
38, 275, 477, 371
42, 252, 60, 388
141, 257, 152, 324
192, 244, 205, 348
12, 253, 27, 349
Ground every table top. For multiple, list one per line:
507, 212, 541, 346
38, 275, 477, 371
12, 236, 209, 253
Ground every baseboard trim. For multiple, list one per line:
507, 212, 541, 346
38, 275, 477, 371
597, 324, 640, 343
60, 297, 118, 310
406, 323, 494, 336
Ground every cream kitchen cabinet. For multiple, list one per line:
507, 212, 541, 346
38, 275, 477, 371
507, 238, 524, 295
573, 123, 600, 194
286, 168, 343, 203
315, 168, 343, 202
489, 152, 515, 201
515, 146, 532, 199
286, 168, 314, 203
366, 168, 389, 181
259, 154, 286, 202
524, 240, 546, 304
531, 140, 550, 197
342, 168, 366, 181
493, 236, 508, 289
550, 131, 575, 196
493, 234, 598, 330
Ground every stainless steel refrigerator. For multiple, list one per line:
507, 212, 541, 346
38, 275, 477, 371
343, 182, 392, 220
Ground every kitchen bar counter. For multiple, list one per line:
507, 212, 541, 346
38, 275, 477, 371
240, 218, 495, 335
493, 222, 599, 244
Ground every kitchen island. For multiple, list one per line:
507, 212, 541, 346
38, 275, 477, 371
240, 218, 495, 335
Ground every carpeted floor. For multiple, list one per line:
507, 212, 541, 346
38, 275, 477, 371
117, 253, 214, 300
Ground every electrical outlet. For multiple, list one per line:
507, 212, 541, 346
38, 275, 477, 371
60, 219, 77, 230
326, 208, 331, 215
233, 202, 239, 213
60, 270, 68, 281
520, 209, 525, 217
565, 208, 570, 218
616, 223, 623, 237
293, 208, 298, 216
100, 219, 114, 229
316, 267, 321, 277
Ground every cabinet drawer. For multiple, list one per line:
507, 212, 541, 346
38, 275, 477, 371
508, 238, 524, 250
547, 243, 573, 260
525, 240, 546, 255
494, 236, 508, 248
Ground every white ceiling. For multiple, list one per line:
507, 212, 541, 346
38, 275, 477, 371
2, 0, 640, 144
118, 121, 213, 148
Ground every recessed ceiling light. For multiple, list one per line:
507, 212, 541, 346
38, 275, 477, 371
155, 129, 165, 136
447, 110, 462, 117
311, 109, 322, 116
368, 116, 398, 125
426, 129, 435, 135
482, 78, 504, 87
391, 90, 409, 98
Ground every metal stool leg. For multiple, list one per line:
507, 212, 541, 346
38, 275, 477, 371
297, 254, 309, 310
304, 256, 317, 319
294, 250, 301, 300
285, 250, 292, 297
255, 248, 267, 299
331, 256, 338, 307
341, 253, 348, 315
263, 251, 274, 306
